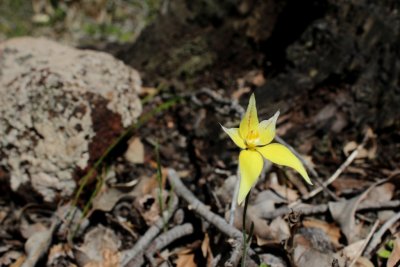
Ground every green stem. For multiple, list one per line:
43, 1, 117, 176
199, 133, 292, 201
241, 193, 251, 267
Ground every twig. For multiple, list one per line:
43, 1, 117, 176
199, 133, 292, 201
364, 211, 400, 258
301, 134, 369, 202
21, 216, 62, 267
225, 239, 242, 267
121, 195, 179, 267
261, 200, 400, 220
211, 254, 222, 267
349, 220, 380, 267
276, 135, 339, 202
145, 223, 194, 266
167, 169, 259, 267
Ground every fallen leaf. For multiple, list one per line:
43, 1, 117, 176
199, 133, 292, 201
303, 219, 341, 247
75, 225, 120, 267
342, 239, 365, 260
329, 180, 383, 243
124, 137, 145, 164
328, 195, 363, 243
266, 217, 290, 244
292, 230, 345, 267
387, 235, 400, 267
175, 251, 196, 267
269, 173, 299, 202
201, 233, 209, 258
201, 233, 214, 266
47, 244, 73, 266
84, 249, 120, 267
0, 251, 23, 266
134, 187, 170, 226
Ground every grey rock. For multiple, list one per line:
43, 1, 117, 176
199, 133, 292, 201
0, 37, 142, 201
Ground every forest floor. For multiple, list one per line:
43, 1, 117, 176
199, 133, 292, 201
1, 1, 400, 267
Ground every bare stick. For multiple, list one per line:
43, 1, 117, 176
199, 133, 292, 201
167, 169, 258, 267
121, 195, 179, 267
21, 216, 61, 267
364, 211, 400, 257
349, 220, 380, 267
145, 223, 194, 266
262, 200, 400, 220
276, 136, 340, 202
304, 149, 359, 200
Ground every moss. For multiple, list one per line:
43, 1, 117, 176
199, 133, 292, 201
0, 0, 34, 38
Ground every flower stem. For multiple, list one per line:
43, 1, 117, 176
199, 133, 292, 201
229, 168, 240, 225
241, 193, 250, 267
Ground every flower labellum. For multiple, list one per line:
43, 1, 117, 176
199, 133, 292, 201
222, 93, 312, 204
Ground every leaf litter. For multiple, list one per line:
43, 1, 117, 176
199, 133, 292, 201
1, 78, 400, 267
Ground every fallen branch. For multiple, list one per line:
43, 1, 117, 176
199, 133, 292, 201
167, 169, 258, 267
349, 220, 380, 267
121, 194, 179, 267
145, 223, 194, 266
21, 216, 61, 267
261, 200, 400, 220
364, 211, 400, 258
300, 132, 370, 202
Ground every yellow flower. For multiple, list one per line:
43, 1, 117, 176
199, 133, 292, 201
222, 93, 312, 204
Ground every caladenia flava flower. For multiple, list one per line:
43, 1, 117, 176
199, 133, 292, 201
222, 93, 312, 205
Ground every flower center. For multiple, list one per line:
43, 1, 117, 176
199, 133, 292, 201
245, 130, 259, 149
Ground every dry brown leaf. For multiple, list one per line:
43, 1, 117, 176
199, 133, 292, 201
75, 225, 120, 267
354, 257, 374, 267
84, 249, 120, 267
47, 244, 72, 266
342, 240, 377, 267
134, 187, 169, 225
92, 174, 156, 213
1, 251, 23, 267
303, 219, 341, 247
331, 177, 371, 195
124, 137, 145, 164
269, 173, 299, 202
362, 183, 395, 204
342, 239, 365, 260
201, 233, 214, 266
20, 220, 48, 239
292, 232, 345, 267
9, 255, 25, 267
329, 180, 381, 243
387, 235, 400, 267
175, 252, 197, 267
201, 233, 209, 258
328, 195, 362, 243
257, 217, 290, 246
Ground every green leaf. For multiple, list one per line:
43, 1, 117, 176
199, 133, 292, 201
377, 248, 392, 259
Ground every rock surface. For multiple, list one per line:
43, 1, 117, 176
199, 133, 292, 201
0, 37, 142, 201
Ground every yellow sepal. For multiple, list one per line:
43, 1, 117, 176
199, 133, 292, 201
238, 149, 264, 205
221, 126, 246, 149
256, 143, 312, 185
239, 93, 259, 141
258, 111, 279, 146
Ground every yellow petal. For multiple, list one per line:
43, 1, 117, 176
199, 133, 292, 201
258, 111, 280, 145
239, 93, 259, 141
256, 143, 312, 185
221, 126, 246, 149
238, 150, 264, 205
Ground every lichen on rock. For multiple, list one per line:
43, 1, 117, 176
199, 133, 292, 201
0, 37, 142, 201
